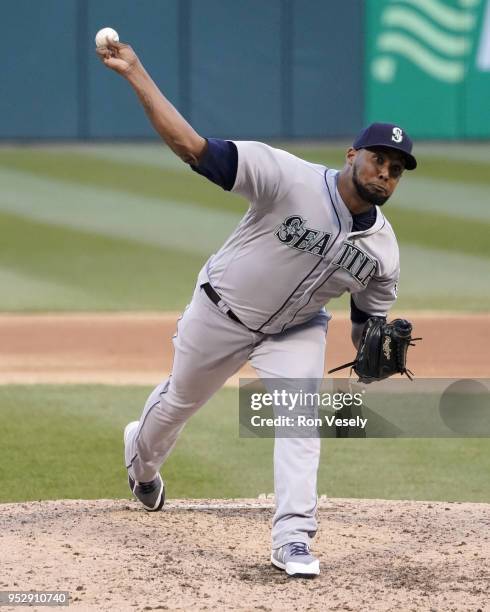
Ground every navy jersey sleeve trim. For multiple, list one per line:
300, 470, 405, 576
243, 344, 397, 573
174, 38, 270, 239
350, 295, 385, 323
190, 138, 238, 191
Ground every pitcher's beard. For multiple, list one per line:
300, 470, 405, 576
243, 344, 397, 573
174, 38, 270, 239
352, 165, 389, 207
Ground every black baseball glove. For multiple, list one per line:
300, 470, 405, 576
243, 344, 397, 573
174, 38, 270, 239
328, 318, 421, 383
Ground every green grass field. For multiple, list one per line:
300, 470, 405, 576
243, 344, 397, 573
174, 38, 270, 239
0, 142, 489, 312
1, 385, 488, 504
0, 143, 488, 506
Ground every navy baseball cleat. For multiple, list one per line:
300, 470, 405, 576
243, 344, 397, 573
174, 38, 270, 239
124, 421, 165, 512
127, 473, 165, 512
271, 542, 320, 577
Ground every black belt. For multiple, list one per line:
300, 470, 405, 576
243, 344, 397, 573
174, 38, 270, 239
201, 283, 243, 325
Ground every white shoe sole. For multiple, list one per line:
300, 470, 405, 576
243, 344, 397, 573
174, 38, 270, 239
146, 474, 164, 511
271, 554, 320, 577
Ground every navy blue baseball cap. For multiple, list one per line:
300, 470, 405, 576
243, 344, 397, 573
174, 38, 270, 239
353, 122, 417, 170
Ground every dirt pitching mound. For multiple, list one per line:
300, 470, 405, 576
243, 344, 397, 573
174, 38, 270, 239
1, 498, 488, 611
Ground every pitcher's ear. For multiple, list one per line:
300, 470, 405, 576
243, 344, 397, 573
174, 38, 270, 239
346, 147, 357, 166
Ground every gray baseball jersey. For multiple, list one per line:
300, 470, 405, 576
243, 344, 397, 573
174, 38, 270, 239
197, 141, 399, 333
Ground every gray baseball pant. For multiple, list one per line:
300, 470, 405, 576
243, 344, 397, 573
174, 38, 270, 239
125, 283, 327, 549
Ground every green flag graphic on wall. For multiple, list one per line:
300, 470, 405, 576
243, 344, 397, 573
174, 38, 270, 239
366, 0, 490, 138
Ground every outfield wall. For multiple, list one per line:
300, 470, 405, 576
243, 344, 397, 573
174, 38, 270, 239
0, 0, 363, 140
365, 0, 490, 139
2, 0, 489, 140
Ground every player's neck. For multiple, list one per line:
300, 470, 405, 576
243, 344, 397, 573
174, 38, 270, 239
337, 170, 375, 215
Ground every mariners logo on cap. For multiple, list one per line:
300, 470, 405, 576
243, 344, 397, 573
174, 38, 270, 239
392, 127, 403, 143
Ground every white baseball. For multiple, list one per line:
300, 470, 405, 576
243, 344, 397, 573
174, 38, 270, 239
95, 27, 119, 48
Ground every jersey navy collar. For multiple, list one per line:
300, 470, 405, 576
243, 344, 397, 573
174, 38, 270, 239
348, 206, 386, 237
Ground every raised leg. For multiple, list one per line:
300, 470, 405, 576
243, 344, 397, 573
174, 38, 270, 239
125, 285, 257, 483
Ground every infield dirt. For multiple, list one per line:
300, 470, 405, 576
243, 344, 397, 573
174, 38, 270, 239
0, 312, 489, 384
1, 497, 488, 611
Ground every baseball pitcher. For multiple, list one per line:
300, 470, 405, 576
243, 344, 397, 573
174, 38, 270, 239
97, 39, 417, 578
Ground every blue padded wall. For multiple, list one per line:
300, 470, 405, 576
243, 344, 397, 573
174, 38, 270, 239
0, 0, 363, 139
0, 0, 79, 138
